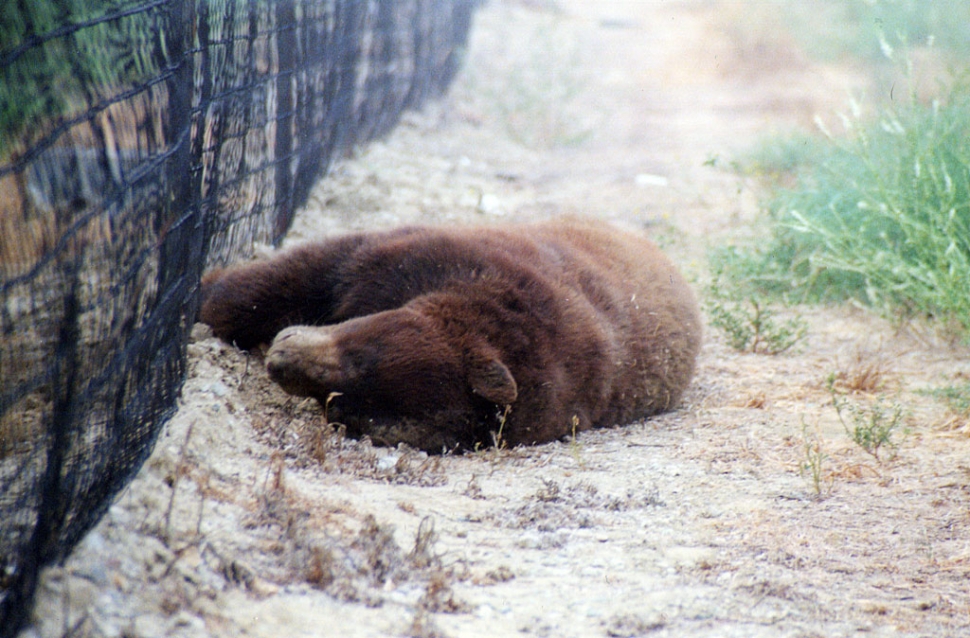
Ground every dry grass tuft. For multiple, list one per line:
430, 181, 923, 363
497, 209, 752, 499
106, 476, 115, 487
418, 570, 472, 614
829, 346, 893, 394
489, 479, 664, 533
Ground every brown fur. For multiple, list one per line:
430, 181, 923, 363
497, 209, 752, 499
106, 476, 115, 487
199, 219, 702, 452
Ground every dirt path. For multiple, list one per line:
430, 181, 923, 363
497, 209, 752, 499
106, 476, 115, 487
32, 2, 969, 637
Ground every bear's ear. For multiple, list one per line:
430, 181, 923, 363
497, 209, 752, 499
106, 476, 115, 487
467, 359, 518, 405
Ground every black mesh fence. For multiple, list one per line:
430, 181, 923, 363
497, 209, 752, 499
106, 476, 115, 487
0, 1, 477, 634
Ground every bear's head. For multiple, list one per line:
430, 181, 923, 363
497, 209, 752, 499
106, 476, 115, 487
265, 307, 518, 449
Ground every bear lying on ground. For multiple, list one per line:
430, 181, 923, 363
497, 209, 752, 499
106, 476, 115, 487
199, 219, 702, 452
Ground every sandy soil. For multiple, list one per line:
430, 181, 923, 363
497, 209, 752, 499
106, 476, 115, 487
29, 2, 970, 637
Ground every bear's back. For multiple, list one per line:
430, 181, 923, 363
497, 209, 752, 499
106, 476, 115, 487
330, 226, 556, 321
525, 219, 702, 423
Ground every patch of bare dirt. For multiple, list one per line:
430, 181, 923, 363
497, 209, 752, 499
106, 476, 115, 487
29, 2, 969, 637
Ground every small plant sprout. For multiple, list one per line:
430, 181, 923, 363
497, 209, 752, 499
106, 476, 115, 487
163, 421, 196, 545
800, 418, 828, 499
569, 414, 585, 468
491, 404, 512, 450
827, 374, 906, 461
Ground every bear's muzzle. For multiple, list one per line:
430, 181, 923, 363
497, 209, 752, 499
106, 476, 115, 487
266, 326, 344, 397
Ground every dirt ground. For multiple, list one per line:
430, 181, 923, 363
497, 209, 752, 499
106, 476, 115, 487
29, 2, 970, 637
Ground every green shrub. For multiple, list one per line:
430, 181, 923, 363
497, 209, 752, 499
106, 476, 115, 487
722, 80, 970, 340
828, 375, 906, 461
703, 257, 808, 355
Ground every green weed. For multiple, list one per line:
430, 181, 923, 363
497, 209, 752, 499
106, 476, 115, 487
827, 375, 906, 461
703, 258, 807, 355
800, 419, 828, 499
705, 295, 807, 355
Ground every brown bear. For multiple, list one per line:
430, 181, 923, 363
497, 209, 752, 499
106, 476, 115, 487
199, 219, 702, 452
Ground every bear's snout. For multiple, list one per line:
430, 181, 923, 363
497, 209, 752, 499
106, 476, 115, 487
266, 326, 343, 397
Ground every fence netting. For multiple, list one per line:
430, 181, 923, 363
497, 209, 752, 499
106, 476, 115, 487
0, 1, 477, 634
